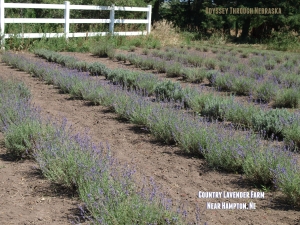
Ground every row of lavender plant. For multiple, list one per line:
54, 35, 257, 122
0, 76, 188, 224
115, 51, 300, 108
2, 52, 300, 206
33, 49, 300, 149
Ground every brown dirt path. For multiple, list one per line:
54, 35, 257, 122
0, 52, 299, 225
0, 131, 82, 225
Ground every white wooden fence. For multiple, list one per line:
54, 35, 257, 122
0, 0, 152, 44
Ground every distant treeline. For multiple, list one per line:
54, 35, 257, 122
157, 0, 300, 40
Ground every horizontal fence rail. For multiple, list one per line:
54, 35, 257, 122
0, 0, 152, 45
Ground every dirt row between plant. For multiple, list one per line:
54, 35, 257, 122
0, 52, 299, 225
0, 131, 82, 225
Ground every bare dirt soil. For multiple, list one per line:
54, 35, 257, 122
0, 132, 82, 225
0, 51, 299, 225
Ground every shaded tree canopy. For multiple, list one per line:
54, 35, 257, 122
159, 0, 300, 39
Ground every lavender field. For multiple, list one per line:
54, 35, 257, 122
1, 45, 300, 224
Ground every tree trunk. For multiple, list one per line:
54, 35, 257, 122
152, 0, 160, 23
241, 17, 251, 39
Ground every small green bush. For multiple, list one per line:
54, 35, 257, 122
5, 120, 53, 158
274, 88, 300, 108
165, 62, 182, 77
204, 58, 217, 70
182, 68, 207, 83
251, 109, 292, 137
154, 81, 184, 101
255, 82, 276, 102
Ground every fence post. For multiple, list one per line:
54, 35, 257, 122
0, 0, 5, 48
146, 5, 152, 34
64, 1, 70, 39
109, 4, 115, 34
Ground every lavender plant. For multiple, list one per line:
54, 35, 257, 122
232, 76, 255, 96
264, 59, 276, 70
255, 82, 277, 102
218, 61, 231, 72
90, 43, 115, 58
251, 109, 292, 137
166, 62, 183, 78
273, 159, 300, 206
182, 68, 207, 83
250, 67, 267, 80
204, 58, 217, 70
135, 73, 159, 96
154, 81, 184, 101
147, 106, 177, 144
243, 146, 296, 185
88, 62, 109, 76
115, 53, 127, 63
249, 57, 263, 67
274, 88, 300, 108
201, 129, 258, 172
153, 60, 167, 73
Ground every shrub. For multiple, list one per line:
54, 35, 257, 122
147, 106, 178, 144
204, 58, 217, 70
232, 76, 255, 96
153, 60, 166, 73
206, 70, 221, 84
5, 120, 53, 158
141, 58, 155, 70
91, 43, 115, 58
218, 61, 231, 72
273, 161, 300, 206
255, 82, 276, 102
249, 57, 262, 67
274, 88, 300, 108
211, 48, 218, 54
154, 81, 184, 101
166, 62, 182, 77
212, 72, 235, 92
115, 54, 127, 63
250, 67, 267, 80
142, 48, 149, 55
186, 55, 203, 67
251, 109, 292, 137
283, 120, 300, 149
172, 115, 211, 154
74, 61, 88, 72
243, 146, 295, 185
200, 95, 235, 121
281, 74, 300, 88
87, 62, 108, 76
182, 68, 207, 83
202, 130, 257, 172
129, 45, 136, 52
274, 55, 284, 64
233, 63, 248, 76
135, 74, 159, 96
264, 59, 276, 70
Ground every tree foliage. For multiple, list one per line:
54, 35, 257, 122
160, 0, 300, 40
